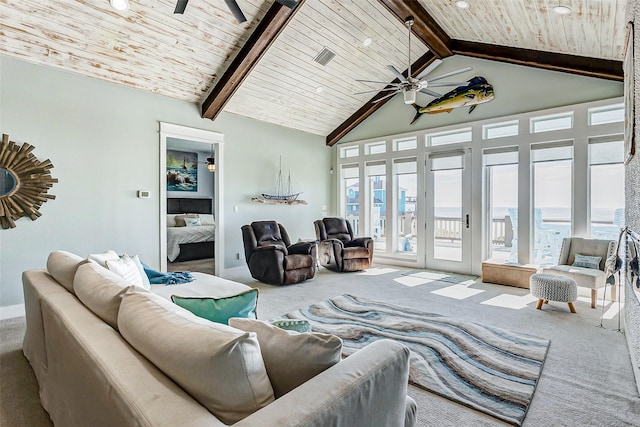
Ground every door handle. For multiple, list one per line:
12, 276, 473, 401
465, 214, 470, 229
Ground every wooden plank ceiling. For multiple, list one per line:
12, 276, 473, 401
0, 0, 628, 142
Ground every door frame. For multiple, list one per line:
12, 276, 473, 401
159, 122, 224, 275
424, 149, 472, 273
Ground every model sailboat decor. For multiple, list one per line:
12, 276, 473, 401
252, 158, 307, 205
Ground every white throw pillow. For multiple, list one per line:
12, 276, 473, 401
106, 254, 147, 289
88, 250, 120, 268
130, 254, 151, 290
118, 291, 274, 424
184, 216, 202, 227
229, 318, 343, 398
167, 214, 177, 227
174, 214, 198, 227
74, 262, 134, 330
199, 214, 215, 226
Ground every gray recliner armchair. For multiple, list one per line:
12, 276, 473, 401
242, 220, 316, 285
314, 217, 373, 272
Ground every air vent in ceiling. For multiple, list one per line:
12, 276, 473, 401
313, 47, 336, 66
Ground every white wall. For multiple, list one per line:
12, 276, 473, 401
340, 55, 624, 143
0, 55, 330, 308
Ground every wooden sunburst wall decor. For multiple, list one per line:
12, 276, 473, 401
0, 134, 57, 229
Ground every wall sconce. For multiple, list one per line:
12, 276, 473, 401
206, 145, 215, 172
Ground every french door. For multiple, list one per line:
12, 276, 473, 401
425, 150, 472, 273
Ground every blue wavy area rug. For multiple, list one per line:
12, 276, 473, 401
282, 294, 550, 426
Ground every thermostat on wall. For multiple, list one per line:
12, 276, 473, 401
137, 190, 151, 199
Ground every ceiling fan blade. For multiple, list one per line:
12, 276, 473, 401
355, 88, 397, 95
419, 88, 442, 98
174, 0, 188, 14
275, 0, 299, 9
427, 81, 467, 88
356, 79, 402, 86
386, 65, 408, 83
224, 0, 247, 23
415, 59, 443, 80
426, 67, 473, 83
371, 90, 400, 103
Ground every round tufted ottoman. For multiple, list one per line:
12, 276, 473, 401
530, 273, 578, 313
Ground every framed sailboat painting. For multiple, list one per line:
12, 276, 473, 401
166, 149, 198, 192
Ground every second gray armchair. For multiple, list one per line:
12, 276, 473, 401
314, 217, 373, 272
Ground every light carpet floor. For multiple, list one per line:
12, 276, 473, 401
2, 265, 639, 426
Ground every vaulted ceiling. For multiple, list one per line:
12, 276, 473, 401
0, 0, 627, 146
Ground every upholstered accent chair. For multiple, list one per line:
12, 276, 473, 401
314, 217, 373, 272
542, 237, 617, 308
242, 221, 316, 285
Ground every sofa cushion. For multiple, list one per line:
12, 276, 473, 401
229, 318, 342, 398
118, 291, 274, 424
88, 249, 120, 268
542, 265, 607, 289
572, 254, 602, 270
171, 288, 258, 325
46, 251, 86, 293
106, 254, 149, 290
73, 262, 134, 329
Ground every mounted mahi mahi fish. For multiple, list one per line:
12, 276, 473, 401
410, 76, 494, 125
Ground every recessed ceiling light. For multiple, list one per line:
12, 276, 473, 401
315, 87, 324, 93
110, 0, 129, 11
363, 38, 372, 47
455, 1, 469, 9
552, 5, 571, 15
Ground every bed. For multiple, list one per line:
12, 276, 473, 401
167, 198, 215, 262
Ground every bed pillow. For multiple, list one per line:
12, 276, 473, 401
174, 214, 199, 227
88, 249, 120, 268
171, 289, 258, 325
118, 290, 274, 424
184, 216, 202, 227
572, 254, 602, 270
200, 214, 215, 226
229, 318, 342, 398
166, 214, 177, 227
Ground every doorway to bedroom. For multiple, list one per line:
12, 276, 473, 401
159, 123, 224, 276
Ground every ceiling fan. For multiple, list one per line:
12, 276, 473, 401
356, 17, 473, 105
174, 0, 299, 24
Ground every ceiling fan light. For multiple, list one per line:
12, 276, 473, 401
552, 5, 571, 15
109, 0, 129, 11
403, 89, 417, 104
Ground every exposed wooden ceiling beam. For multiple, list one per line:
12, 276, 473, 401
201, 0, 305, 120
451, 40, 623, 82
377, 0, 452, 58
326, 52, 440, 147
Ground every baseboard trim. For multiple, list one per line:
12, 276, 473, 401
0, 304, 25, 320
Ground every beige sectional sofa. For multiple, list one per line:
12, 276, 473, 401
23, 251, 417, 427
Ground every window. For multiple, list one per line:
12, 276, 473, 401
340, 146, 359, 158
589, 140, 625, 240
589, 104, 624, 126
483, 120, 519, 140
426, 128, 472, 146
367, 162, 387, 251
365, 141, 386, 155
394, 137, 417, 151
394, 159, 417, 254
531, 143, 573, 265
484, 148, 518, 262
341, 165, 360, 234
531, 112, 573, 133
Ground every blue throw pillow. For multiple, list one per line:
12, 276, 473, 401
572, 254, 602, 270
171, 289, 258, 325
270, 319, 312, 333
